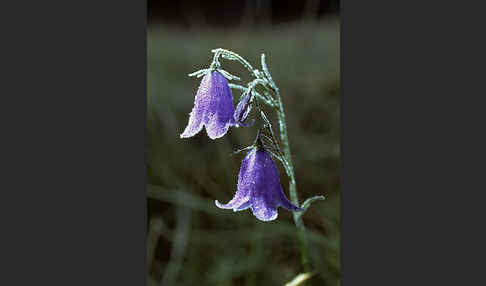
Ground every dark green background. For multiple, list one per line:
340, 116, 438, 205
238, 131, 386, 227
147, 18, 340, 285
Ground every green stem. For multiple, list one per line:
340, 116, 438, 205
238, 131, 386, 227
214, 49, 311, 273
212, 48, 255, 75
275, 90, 311, 273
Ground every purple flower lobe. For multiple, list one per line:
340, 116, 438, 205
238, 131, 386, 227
216, 148, 303, 221
180, 71, 236, 139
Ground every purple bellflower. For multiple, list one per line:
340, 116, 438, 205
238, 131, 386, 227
215, 146, 303, 221
234, 91, 255, 127
180, 70, 236, 139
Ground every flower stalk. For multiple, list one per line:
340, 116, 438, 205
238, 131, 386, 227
212, 48, 317, 272
185, 48, 325, 274
274, 88, 311, 272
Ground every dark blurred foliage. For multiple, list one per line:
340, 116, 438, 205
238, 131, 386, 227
148, 0, 339, 27
147, 1, 339, 285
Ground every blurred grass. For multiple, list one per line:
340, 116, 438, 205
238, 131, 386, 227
147, 18, 340, 286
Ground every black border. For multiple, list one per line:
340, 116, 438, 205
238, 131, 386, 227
2, 0, 147, 284
4, 0, 482, 284
342, 0, 482, 285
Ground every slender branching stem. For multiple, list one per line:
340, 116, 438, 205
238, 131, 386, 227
274, 89, 311, 273
213, 49, 312, 273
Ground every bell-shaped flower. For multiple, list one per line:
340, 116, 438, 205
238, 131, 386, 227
215, 147, 303, 221
180, 70, 236, 139
234, 91, 255, 127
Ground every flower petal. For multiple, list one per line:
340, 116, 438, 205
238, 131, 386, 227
234, 200, 252, 211
234, 92, 253, 127
206, 111, 234, 139
215, 148, 302, 221
250, 203, 278, 221
180, 72, 212, 138
215, 193, 250, 210
215, 149, 254, 210
180, 108, 205, 138
245, 149, 280, 221
205, 72, 235, 139
250, 149, 300, 221
277, 190, 304, 211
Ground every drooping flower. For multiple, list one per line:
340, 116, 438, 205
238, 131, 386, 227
215, 147, 303, 221
180, 70, 236, 139
234, 91, 255, 127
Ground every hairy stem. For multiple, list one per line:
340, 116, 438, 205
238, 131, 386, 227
214, 49, 311, 273
275, 90, 311, 273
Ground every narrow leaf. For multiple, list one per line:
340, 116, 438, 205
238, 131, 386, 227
218, 69, 241, 81
301, 195, 326, 209
228, 83, 248, 91
188, 68, 209, 78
